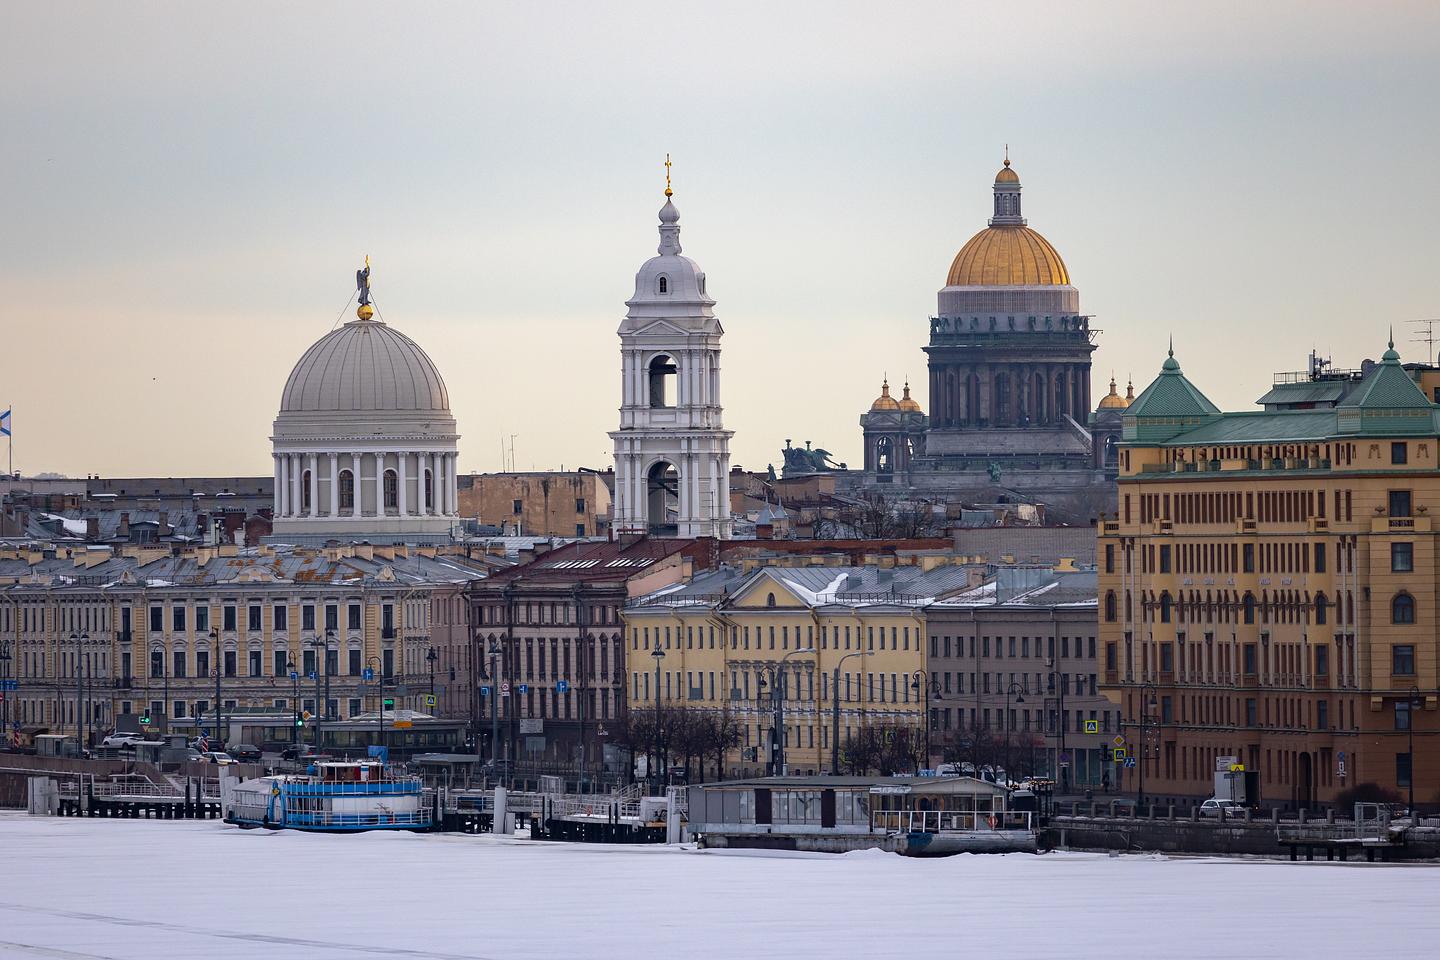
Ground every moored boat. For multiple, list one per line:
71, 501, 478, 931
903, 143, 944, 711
227, 760, 431, 832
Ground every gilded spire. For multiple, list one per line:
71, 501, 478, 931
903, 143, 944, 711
664, 153, 673, 198
1004, 143, 1010, 167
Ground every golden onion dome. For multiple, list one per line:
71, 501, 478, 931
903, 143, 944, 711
1097, 376, 1128, 410
947, 224, 1070, 286
870, 378, 901, 411
898, 380, 923, 412
994, 158, 1020, 184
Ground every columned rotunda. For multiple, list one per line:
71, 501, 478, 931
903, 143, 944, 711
270, 278, 460, 545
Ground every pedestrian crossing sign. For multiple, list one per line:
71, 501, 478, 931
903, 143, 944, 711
1084, 719, 1099, 734
424, 694, 436, 707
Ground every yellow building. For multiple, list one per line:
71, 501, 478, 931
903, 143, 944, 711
1099, 341, 1440, 808
623, 564, 974, 777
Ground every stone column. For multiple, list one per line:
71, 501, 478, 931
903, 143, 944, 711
431, 452, 442, 516
398, 451, 408, 517
329, 454, 339, 517
352, 453, 362, 515
449, 452, 459, 516
276, 454, 288, 517
307, 454, 319, 516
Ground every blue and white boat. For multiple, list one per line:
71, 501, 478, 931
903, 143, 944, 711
227, 760, 431, 832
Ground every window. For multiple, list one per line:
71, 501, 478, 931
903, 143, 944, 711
1315, 595, 1328, 625
1159, 545, 1171, 574
1391, 542, 1414, 573
576, 523, 586, 537
1393, 644, 1416, 676
1104, 591, 1117, 623
338, 469, 355, 509
149, 606, 163, 632
1392, 442, 1408, 465
274, 650, 288, 676
1159, 644, 1173, 672
766, 593, 776, 608
1392, 593, 1416, 625
1105, 642, 1117, 672
150, 650, 163, 678
224, 650, 237, 678
303, 605, 316, 632
1397, 752, 1413, 789
1104, 543, 1115, 574
196, 651, 209, 676
575, 498, 586, 514
173, 651, 187, 678
512, 499, 523, 514
1159, 592, 1172, 623
1243, 644, 1257, 675
248, 605, 262, 632
1242, 593, 1256, 624
1395, 699, 1412, 731
1242, 544, 1255, 573
249, 651, 262, 677
658, 276, 668, 294
325, 605, 338, 631
172, 607, 186, 632
1317, 700, 1329, 730
1389, 490, 1412, 518
223, 605, 236, 632
301, 471, 312, 511
195, 606, 209, 632
1245, 698, 1258, 726
1315, 644, 1329, 675
348, 649, 362, 675
348, 604, 362, 630
1314, 542, 1326, 573
274, 605, 288, 631
384, 470, 398, 509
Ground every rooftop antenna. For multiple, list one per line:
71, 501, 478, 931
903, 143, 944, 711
1408, 318, 1440, 367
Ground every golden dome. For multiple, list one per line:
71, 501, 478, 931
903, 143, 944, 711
870, 379, 901, 411
898, 380, 923, 412
947, 224, 1070, 286
1098, 376, 1128, 410
995, 158, 1020, 184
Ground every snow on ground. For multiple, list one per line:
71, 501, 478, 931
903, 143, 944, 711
1, 813, 1437, 959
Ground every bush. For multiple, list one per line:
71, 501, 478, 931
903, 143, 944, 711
1334, 782, 1401, 808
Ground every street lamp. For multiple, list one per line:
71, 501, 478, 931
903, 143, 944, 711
1408, 685, 1423, 816
831, 651, 864, 774
1006, 682, 1026, 781
909, 670, 942, 772
208, 629, 221, 748
487, 639, 501, 769
0, 641, 11, 747
758, 648, 815, 776
307, 633, 328, 747
286, 659, 298, 744
651, 646, 666, 790
367, 654, 384, 757
1137, 681, 1158, 810
68, 633, 88, 747
426, 646, 438, 698
1046, 657, 1069, 793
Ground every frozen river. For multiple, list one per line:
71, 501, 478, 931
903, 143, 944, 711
1, 813, 1436, 959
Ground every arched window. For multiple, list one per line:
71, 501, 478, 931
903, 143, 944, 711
766, 592, 776, 608
648, 354, 677, 408
658, 276, 669, 294
383, 469, 398, 510
338, 469, 355, 510
301, 470, 312, 511
1392, 592, 1416, 625
1242, 593, 1256, 624
1159, 591, 1172, 623
1104, 591, 1117, 623
424, 470, 434, 510
1314, 593, 1328, 625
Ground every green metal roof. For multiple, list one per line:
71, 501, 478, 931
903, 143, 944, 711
1255, 382, 1349, 407
1126, 350, 1221, 419
1339, 353, 1432, 410
1162, 410, 1340, 445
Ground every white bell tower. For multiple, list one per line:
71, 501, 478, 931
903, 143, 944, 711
610, 166, 732, 538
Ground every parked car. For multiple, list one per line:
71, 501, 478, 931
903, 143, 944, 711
1199, 798, 1245, 818
229, 744, 262, 763
199, 751, 236, 765
101, 733, 148, 750
260, 739, 290, 755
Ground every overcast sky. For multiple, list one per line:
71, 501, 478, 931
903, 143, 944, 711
3, 1, 1438, 478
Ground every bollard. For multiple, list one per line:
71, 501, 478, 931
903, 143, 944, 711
1244, 808, 1253, 823
1089, 801, 1098, 818
1271, 808, 1280, 825
1298, 809, 1308, 825
1326, 809, 1335, 825
1190, 805, 1200, 822
1167, 805, 1175, 821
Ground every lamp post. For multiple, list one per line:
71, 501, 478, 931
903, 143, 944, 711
1046, 657, 1069, 793
208, 629, 221, 748
1006, 683, 1026, 781
322, 629, 335, 720
286, 659, 298, 744
69, 633, 89, 746
1137, 681, 1157, 810
1408, 685, 1422, 816
426, 646, 438, 698
909, 670, 943, 772
651, 646, 665, 791
0, 641, 11, 746
367, 654, 384, 757
758, 648, 816, 777
307, 634, 327, 749
159, 644, 169, 736
487, 640, 501, 768
831, 651, 864, 774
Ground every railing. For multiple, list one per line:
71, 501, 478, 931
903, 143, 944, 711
872, 810, 1033, 834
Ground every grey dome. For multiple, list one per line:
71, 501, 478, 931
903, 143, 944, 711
279, 318, 450, 414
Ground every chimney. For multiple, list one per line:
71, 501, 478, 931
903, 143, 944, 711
85, 515, 99, 540
118, 512, 130, 539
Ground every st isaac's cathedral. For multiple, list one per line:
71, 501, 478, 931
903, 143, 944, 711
853, 156, 1126, 517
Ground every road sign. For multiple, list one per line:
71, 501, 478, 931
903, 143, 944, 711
1112, 747, 1128, 760
518, 684, 529, 695
1124, 757, 1136, 768
556, 680, 570, 693
1229, 763, 1245, 773
424, 694, 437, 707
1112, 735, 1125, 746
1084, 719, 1099, 734
307, 670, 317, 680
480, 685, 491, 697
1059, 752, 1072, 763
362, 668, 375, 682
501, 681, 511, 696
289, 671, 298, 681
392, 720, 413, 729
0, 679, 17, 691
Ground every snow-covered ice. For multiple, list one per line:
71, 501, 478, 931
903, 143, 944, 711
1, 813, 1437, 959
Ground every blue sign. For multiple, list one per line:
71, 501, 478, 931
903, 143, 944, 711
517, 684, 529, 695
556, 680, 570, 693
1124, 757, 1136, 768
362, 668, 375, 682
307, 670, 317, 680
0, 679, 17, 692
289, 671, 298, 681
480, 685, 491, 697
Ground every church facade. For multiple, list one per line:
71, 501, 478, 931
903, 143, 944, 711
853, 158, 1124, 514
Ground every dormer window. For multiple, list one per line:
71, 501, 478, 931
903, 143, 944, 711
698, 275, 706, 295
658, 276, 669, 294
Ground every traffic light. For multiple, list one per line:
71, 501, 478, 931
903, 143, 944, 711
139, 712, 151, 726
382, 698, 395, 709
295, 717, 304, 727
